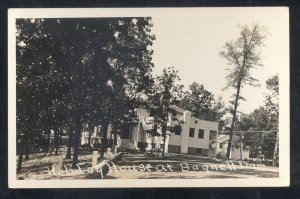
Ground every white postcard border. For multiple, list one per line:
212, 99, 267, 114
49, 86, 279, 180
8, 7, 290, 188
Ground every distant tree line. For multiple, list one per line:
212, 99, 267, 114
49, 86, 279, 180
234, 74, 279, 164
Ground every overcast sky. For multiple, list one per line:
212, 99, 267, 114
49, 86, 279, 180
150, 8, 288, 114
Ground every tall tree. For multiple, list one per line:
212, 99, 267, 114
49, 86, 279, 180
264, 75, 279, 130
104, 17, 156, 155
16, 18, 156, 170
148, 67, 184, 157
264, 75, 279, 165
219, 24, 267, 159
16, 19, 70, 172
43, 18, 155, 166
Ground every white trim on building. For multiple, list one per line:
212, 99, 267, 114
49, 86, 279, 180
119, 106, 219, 157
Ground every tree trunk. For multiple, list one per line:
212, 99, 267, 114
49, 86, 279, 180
151, 135, 154, 154
100, 121, 109, 159
130, 122, 133, 139
240, 145, 242, 160
113, 132, 117, 154
151, 124, 158, 154
17, 138, 24, 174
88, 130, 92, 145
45, 130, 50, 154
161, 124, 167, 158
59, 130, 63, 145
65, 125, 73, 159
24, 139, 29, 160
272, 130, 279, 166
55, 129, 59, 156
72, 122, 81, 169
43, 132, 46, 152
226, 77, 242, 159
17, 150, 23, 174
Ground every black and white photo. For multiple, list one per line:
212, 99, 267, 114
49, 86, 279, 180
8, 7, 289, 188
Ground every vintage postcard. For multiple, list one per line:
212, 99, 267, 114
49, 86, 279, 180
8, 7, 289, 188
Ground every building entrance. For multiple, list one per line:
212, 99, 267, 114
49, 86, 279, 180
120, 124, 132, 139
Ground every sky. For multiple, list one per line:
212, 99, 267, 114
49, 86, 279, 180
149, 8, 289, 114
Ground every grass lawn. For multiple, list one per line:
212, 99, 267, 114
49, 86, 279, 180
104, 151, 279, 179
15, 149, 279, 180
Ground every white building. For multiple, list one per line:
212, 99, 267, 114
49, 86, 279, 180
215, 134, 250, 160
119, 106, 219, 157
81, 106, 249, 160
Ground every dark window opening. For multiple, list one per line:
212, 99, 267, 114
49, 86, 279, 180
173, 125, 182, 136
189, 128, 195, 137
198, 129, 204, 139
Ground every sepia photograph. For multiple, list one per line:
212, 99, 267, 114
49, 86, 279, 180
8, 7, 289, 188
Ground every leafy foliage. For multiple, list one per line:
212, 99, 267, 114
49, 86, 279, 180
219, 24, 267, 159
220, 24, 267, 90
16, 17, 155, 170
234, 75, 279, 159
148, 67, 184, 156
264, 74, 279, 130
180, 82, 227, 130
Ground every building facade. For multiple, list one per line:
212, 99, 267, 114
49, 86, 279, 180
119, 106, 219, 157
80, 106, 249, 160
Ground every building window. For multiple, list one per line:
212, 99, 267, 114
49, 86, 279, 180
196, 148, 203, 154
219, 143, 223, 148
173, 125, 182, 136
189, 128, 195, 137
195, 120, 198, 124
198, 129, 204, 139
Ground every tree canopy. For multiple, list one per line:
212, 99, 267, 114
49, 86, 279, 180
219, 24, 267, 159
16, 17, 156, 171
180, 82, 227, 130
234, 75, 279, 159
148, 67, 184, 156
